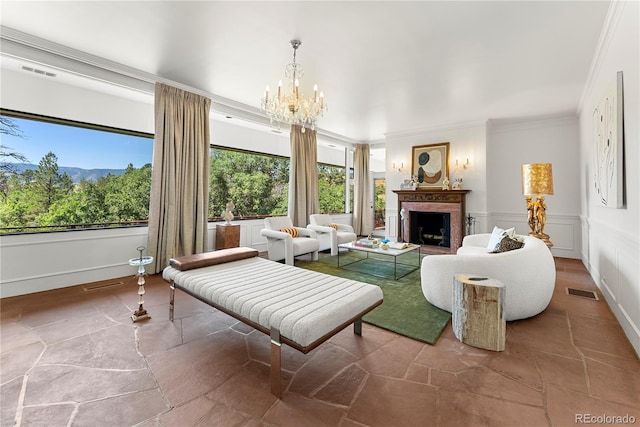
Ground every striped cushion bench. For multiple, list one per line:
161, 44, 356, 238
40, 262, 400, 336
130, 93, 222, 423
162, 247, 383, 398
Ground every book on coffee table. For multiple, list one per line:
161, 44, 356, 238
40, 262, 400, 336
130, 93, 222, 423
388, 242, 411, 250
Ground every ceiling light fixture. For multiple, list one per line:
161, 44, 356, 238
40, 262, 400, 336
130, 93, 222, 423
260, 40, 327, 133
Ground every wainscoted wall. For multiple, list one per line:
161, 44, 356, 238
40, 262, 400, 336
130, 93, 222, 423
383, 115, 581, 260
0, 214, 355, 298
577, 1, 639, 356
491, 212, 581, 259
0, 227, 149, 298
0, 221, 269, 298
386, 207, 580, 259
584, 218, 640, 354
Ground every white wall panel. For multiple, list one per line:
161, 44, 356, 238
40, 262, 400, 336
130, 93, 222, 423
487, 115, 580, 217
1, 217, 312, 297
384, 123, 488, 218
586, 218, 640, 355
0, 228, 148, 298
466, 212, 488, 235
578, 1, 640, 357
491, 212, 581, 259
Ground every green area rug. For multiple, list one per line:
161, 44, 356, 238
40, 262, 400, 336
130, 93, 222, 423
296, 251, 451, 345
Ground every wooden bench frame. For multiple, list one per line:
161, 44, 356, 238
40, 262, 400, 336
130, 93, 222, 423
167, 279, 382, 398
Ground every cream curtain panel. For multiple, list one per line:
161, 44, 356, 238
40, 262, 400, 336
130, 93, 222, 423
288, 125, 319, 227
353, 143, 373, 235
147, 83, 211, 273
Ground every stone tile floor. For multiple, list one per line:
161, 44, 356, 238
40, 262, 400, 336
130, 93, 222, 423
1, 257, 638, 426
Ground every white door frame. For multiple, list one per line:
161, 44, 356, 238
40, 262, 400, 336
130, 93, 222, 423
371, 172, 386, 237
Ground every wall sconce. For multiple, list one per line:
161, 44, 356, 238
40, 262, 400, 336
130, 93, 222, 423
393, 161, 404, 172
522, 163, 554, 248
456, 157, 470, 169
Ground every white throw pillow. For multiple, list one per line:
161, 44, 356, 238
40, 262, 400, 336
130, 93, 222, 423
486, 226, 515, 250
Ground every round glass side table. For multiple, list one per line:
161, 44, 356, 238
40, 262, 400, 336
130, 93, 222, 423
129, 246, 153, 322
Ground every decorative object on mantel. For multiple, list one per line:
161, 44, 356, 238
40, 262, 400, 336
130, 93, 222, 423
522, 163, 554, 248
442, 176, 450, 190
411, 142, 450, 188
593, 70, 624, 208
452, 178, 463, 189
128, 246, 153, 322
222, 201, 235, 224
260, 40, 327, 133
400, 176, 419, 190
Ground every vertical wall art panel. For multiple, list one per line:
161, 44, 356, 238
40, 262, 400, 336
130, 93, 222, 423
593, 71, 624, 208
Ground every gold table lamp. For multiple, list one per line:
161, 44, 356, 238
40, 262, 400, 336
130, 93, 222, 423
522, 163, 553, 248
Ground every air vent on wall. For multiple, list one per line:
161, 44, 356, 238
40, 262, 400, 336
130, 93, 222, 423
83, 280, 124, 292
21, 65, 56, 78
566, 288, 598, 300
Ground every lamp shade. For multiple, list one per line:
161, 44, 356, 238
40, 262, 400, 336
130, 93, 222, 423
522, 163, 554, 195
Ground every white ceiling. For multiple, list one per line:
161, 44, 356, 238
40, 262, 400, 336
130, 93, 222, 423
0, 1, 610, 143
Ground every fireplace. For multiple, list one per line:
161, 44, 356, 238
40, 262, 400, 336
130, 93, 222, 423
393, 189, 469, 255
410, 211, 451, 248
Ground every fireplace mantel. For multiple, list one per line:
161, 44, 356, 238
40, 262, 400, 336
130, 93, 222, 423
393, 189, 470, 254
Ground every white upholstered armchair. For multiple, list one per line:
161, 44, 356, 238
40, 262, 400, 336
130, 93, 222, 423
260, 216, 319, 265
307, 214, 357, 256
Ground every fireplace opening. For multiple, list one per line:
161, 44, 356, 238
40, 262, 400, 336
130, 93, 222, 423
410, 212, 451, 248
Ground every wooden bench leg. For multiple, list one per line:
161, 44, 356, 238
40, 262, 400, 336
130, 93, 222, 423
270, 327, 282, 398
169, 283, 175, 322
354, 318, 362, 336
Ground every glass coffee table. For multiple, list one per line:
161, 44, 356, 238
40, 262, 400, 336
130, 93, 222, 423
337, 241, 421, 280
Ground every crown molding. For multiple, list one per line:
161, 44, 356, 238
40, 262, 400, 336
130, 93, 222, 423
384, 119, 487, 140
0, 26, 359, 148
577, 1, 626, 114
487, 113, 578, 134
1, 26, 155, 91
368, 141, 386, 149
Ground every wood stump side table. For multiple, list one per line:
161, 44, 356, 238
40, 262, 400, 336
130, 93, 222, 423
452, 274, 506, 351
215, 224, 240, 250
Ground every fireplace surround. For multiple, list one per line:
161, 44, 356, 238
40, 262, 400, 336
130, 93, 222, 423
393, 189, 469, 254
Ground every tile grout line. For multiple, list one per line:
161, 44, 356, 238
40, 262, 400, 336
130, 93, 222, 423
13, 324, 49, 427
565, 311, 593, 397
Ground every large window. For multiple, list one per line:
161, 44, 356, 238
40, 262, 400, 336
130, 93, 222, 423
208, 147, 289, 219
0, 110, 153, 233
318, 164, 347, 214
0, 110, 350, 234
209, 146, 347, 219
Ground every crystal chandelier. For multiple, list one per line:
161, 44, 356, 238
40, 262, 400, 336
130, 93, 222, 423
261, 40, 327, 133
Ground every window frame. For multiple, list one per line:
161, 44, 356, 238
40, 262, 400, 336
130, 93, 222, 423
0, 109, 154, 235
209, 144, 349, 219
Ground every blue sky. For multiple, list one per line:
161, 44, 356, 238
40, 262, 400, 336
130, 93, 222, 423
2, 116, 153, 170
